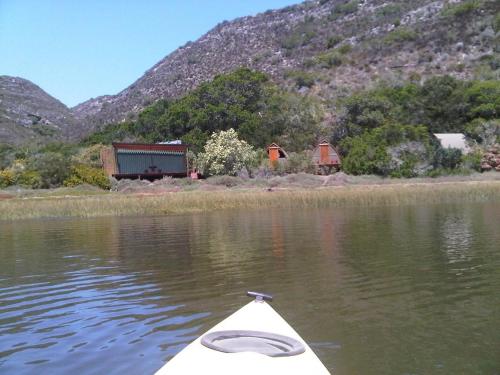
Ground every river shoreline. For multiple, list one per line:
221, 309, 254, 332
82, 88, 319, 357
1, 174, 500, 220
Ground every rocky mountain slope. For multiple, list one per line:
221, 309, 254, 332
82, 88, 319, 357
73, 0, 499, 129
0, 76, 80, 145
1, 0, 498, 145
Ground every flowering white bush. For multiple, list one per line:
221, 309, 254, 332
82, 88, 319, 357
197, 129, 257, 176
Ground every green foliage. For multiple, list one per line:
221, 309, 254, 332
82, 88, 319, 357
134, 100, 170, 141
494, 12, 500, 33
462, 150, 483, 171
64, 164, 111, 190
464, 118, 500, 145
144, 68, 273, 149
267, 93, 324, 152
82, 121, 136, 145
383, 27, 417, 44
336, 76, 486, 136
416, 76, 468, 132
329, 0, 359, 20
39, 142, 78, 157
334, 92, 394, 142
315, 51, 343, 68
464, 80, 500, 119
284, 70, 316, 88
375, 4, 402, 17
85, 68, 323, 154
326, 35, 342, 49
281, 20, 316, 50
394, 153, 419, 178
181, 128, 209, 153
15, 170, 42, 188
27, 152, 71, 188
196, 129, 258, 176
336, 44, 352, 55
72, 144, 107, 168
283, 151, 316, 174
340, 124, 431, 176
0, 144, 16, 169
32, 124, 58, 137
441, 0, 481, 18
0, 169, 14, 188
432, 147, 463, 169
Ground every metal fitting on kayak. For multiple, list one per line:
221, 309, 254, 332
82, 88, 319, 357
246, 291, 273, 302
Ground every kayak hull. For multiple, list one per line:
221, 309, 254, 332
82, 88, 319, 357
155, 300, 330, 374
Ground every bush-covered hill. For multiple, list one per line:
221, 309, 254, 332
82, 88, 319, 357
0, 76, 79, 145
73, 0, 500, 131
83, 68, 499, 177
83, 68, 325, 153
1, 0, 498, 145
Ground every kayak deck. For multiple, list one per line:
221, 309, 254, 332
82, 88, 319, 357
155, 299, 330, 374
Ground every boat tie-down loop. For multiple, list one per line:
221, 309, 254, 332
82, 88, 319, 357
246, 291, 273, 302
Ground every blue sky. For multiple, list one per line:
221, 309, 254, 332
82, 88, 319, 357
0, 0, 298, 107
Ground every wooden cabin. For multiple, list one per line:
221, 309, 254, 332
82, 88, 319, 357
267, 143, 288, 167
312, 140, 341, 174
101, 143, 189, 180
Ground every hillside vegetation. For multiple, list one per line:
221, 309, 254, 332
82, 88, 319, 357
1, 0, 498, 145
84, 69, 499, 177
1, 0, 499, 187
73, 0, 499, 130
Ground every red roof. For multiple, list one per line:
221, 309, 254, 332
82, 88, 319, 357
112, 142, 188, 152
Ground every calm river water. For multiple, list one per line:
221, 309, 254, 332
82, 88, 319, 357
1, 203, 499, 374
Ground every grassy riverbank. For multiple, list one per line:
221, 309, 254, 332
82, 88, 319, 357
1, 178, 500, 220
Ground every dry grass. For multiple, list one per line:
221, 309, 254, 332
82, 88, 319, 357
1, 180, 500, 221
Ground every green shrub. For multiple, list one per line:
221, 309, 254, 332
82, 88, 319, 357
327, 35, 342, 49
383, 27, 417, 44
329, 0, 359, 20
462, 150, 483, 172
336, 44, 352, 55
0, 169, 14, 188
334, 93, 394, 141
464, 80, 500, 120
281, 21, 316, 50
494, 12, 500, 33
284, 70, 316, 88
396, 153, 419, 178
375, 4, 402, 17
340, 124, 431, 176
14, 170, 42, 188
84, 68, 323, 152
72, 144, 106, 168
39, 142, 78, 157
315, 51, 343, 68
0, 144, 16, 170
28, 152, 71, 188
464, 119, 500, 145
284, 151, 316, 174
441, 0, 481, 18
432, 147, 463, 169
64, 164, 111, 190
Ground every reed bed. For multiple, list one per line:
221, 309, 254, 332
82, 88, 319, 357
1, 181, 500, 221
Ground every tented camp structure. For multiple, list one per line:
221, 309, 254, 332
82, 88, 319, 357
312, 140, 341, 174
267, 143, 288, 167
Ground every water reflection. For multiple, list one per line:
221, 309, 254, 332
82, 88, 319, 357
0, 203, 499, 375
440, 215, 473, 264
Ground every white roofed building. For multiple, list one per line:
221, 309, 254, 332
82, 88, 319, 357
433, 133, 470, 154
